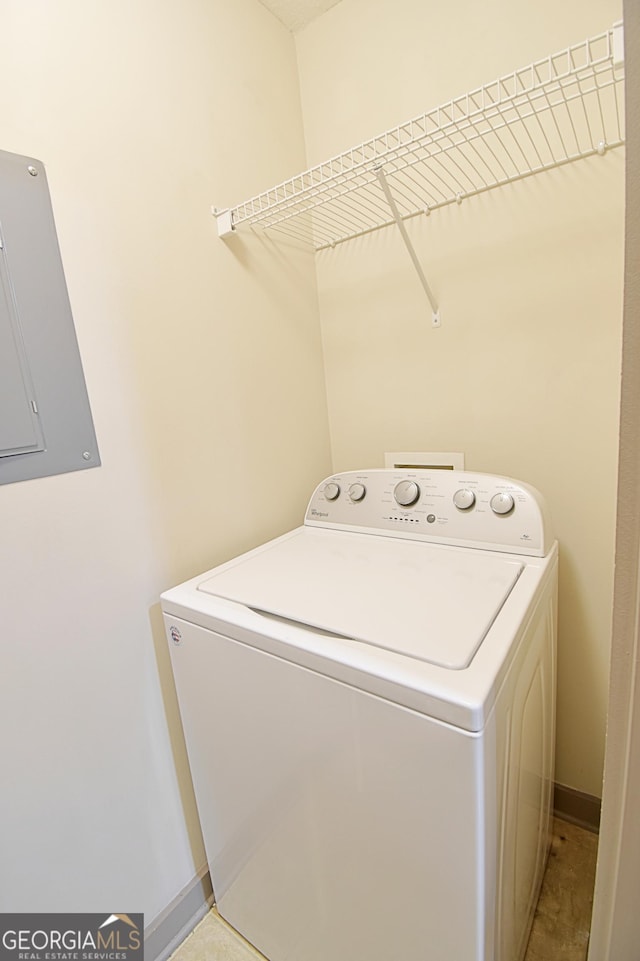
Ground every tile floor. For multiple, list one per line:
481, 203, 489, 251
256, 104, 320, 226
170, 817, 598, 961
524, 819, 599, 961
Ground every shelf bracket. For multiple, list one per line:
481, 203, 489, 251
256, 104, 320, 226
374, 166, 440, 325
213, 207, 234, 238
612, 21, 624, 67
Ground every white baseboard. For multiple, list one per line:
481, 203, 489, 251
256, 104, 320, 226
144, 866, 214, 961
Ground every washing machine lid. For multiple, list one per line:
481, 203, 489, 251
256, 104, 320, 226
196, 528, 523, 670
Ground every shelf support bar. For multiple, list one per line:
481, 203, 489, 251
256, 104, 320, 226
374, 167, 440, 324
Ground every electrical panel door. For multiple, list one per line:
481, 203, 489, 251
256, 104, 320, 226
0, 149, 99, 485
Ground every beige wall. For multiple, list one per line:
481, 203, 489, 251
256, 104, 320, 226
295, 0, 625, 797
0, 0, 331, 921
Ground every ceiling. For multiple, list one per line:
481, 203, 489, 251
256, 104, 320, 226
257, 0, 342, 32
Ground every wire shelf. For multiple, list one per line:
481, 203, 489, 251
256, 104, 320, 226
216, 24, 625, 254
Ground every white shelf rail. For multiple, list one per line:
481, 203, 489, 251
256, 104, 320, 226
215, 23, 625, 320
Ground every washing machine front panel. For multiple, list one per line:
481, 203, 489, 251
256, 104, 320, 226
166, 614, 489, 961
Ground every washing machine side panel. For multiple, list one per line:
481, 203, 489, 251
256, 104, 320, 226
494, 575, 557, 961
164, 614, 488, 961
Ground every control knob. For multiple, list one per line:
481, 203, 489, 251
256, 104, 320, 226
490, 492, 515, 515
394, 480, 420, 507
453, 489, 476, 511
323, 482, 340, 501
348, 483, 366, 502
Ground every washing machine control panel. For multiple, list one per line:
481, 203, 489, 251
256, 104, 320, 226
305, 469, 553, 556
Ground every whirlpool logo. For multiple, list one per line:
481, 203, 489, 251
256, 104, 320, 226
0, 914, 143, 961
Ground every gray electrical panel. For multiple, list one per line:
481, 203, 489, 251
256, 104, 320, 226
0, 149, 100, 485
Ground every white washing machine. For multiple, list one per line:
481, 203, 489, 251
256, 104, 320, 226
161, 469, 557, 961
